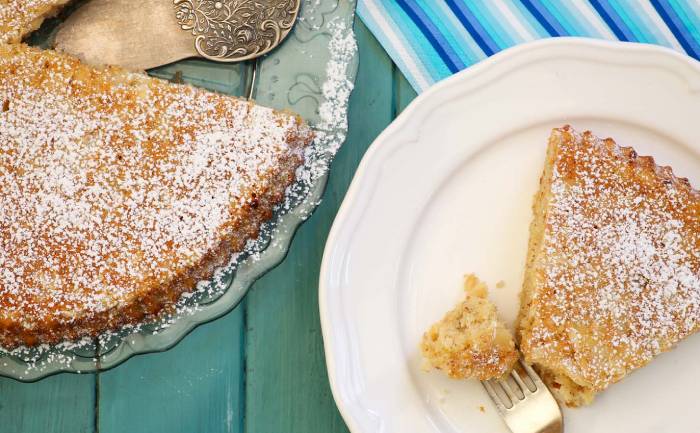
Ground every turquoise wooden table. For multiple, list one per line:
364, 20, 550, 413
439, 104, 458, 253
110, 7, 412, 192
0, 19, 416, 433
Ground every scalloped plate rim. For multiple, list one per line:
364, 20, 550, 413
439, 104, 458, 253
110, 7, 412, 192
320, 38, 700, 433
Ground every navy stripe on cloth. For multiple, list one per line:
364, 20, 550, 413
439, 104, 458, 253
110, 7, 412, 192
444, 0, 498, 56
589, 0, 631, 41
396, 0, 462, 72
651, 0, 700, 58
519, 0, 561, 37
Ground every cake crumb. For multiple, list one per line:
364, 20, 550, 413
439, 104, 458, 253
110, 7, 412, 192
420, 274, 517, 380
479, 405, 486, 413
495, 280, 506, 289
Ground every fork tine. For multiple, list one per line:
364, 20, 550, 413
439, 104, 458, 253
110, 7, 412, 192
519, 358, 546, 388
510, 369, 533, 395
481, 379, 510, 413
497, 377, 522, 404
482, 356, 563, 433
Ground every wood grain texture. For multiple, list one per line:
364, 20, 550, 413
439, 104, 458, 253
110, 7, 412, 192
243, 20, 397, 433
97, 306, 246, 433
395, 65, 418, 115
0, 374, 95, 433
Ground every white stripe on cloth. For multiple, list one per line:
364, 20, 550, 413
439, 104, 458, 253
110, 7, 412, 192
362, 0, 432, 92
433, 1, 488, 63
569, 0, 618, 39
493, 0, 539, 42
639, 0, 685, 52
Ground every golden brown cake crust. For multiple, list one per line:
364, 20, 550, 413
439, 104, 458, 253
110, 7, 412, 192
0, 44, 313, 348
518, 126, 700, 406
421, 274, 517, 380
0, 0, 72, 43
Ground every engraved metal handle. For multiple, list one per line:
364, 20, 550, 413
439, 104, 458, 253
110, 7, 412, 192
173, 0, 301, 63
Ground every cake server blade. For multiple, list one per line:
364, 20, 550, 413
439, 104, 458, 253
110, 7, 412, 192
54, 0, 197, 70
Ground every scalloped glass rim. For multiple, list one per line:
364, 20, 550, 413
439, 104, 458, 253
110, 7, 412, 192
0, 0, 359, 381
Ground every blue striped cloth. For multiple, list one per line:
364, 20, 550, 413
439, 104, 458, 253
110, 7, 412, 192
358, 0, 700, 92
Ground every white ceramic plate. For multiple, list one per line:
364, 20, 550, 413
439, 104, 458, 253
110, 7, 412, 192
319, 38, 700, 433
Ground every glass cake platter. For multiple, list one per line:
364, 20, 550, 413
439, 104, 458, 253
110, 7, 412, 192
0, 0, 358, 381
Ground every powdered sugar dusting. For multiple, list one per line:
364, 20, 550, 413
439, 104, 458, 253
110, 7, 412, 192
527, 126, 700, 391
168, 17, 357, 306
0, 0, 70, 43
0, 44, 311, 354
296, 18, 356, 187
0, 11, 357, 377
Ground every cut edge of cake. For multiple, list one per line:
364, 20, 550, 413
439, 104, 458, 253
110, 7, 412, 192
516, 127, 596, 407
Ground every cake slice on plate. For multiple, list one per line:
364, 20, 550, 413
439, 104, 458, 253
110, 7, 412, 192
518, 126, 700, 406
421, 274, 517, 380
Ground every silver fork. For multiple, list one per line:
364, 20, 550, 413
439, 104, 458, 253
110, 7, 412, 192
482, 357, 563, 433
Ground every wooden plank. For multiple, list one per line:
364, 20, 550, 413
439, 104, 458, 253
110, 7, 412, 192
242, 20, 394, 433
0, 374, 95, 433
98, 305, 246, 433
394, 66, 418, 115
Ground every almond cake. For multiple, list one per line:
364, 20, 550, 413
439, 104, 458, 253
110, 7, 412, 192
518, 126, 700, 406
0, 44, 313, 348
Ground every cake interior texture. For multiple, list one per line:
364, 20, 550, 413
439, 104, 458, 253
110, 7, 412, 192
421, 274, 518, 380
517, 126, 700, 407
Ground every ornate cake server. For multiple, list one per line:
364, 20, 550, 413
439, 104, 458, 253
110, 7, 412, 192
54, 0, 300, 71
